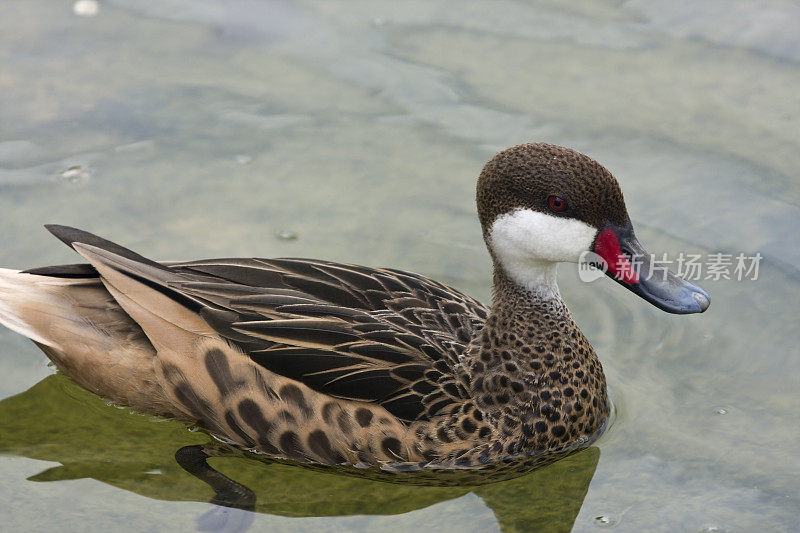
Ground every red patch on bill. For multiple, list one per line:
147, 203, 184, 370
593, 229, 639, 284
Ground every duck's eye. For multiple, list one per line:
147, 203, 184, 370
547, 195, 568, 213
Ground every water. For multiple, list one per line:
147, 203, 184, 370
1, 1, 798, 531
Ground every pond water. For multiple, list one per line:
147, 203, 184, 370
1, 1, 798, 532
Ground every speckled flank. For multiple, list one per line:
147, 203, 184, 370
158, 337, 420, 465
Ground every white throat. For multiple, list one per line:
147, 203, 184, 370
487, 208, 597, 300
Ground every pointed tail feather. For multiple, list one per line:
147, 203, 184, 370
0, 268, 96, 347
40, 226, 222, 352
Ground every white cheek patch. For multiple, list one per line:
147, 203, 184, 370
489, 209, 598, 263
488, 209, 597, 295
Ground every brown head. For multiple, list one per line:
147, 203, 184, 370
477, 143, 629, 234
476, 143, 710, 314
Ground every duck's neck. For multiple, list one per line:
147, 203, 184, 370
492, 254, 561, 301
466, 264, 609, 450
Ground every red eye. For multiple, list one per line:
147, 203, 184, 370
548, 195, 568, 212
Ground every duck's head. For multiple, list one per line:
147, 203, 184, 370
478, 143, 710, 314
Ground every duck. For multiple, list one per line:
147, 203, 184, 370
0, 143, 709, 476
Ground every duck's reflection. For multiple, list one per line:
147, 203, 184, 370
0, 374, 600, 531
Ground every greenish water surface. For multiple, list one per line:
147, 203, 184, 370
1, 1, 798, 532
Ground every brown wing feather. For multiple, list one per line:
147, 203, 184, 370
33, 226, 488, 424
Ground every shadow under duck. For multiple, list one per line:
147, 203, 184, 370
0, 143, 709, 486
